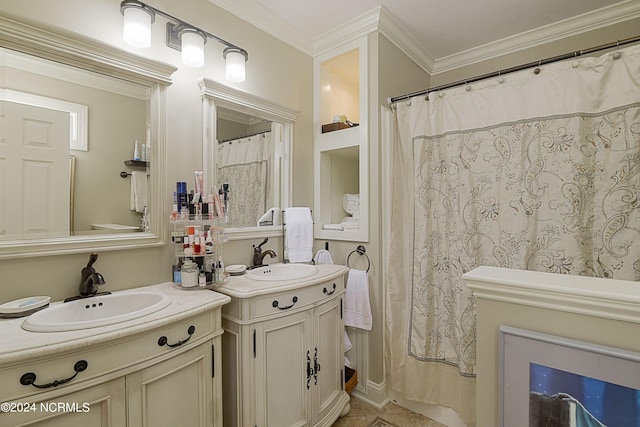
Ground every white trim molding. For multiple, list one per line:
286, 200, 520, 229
463, 266, 640, 324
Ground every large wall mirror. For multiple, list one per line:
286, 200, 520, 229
200, 79, 296, 240
0, 15, 176, 258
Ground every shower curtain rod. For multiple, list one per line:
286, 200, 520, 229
387, 34, 640, 105
219, 129, 270, 143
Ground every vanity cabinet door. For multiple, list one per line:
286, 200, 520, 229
0, 377, 126, 427
254, 310, 311, 427
127, 339, 215, 427
311, 297, 344, 425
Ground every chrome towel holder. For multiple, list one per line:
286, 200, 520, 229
346, 245, 370, 272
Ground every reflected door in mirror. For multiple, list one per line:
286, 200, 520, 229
1, 101, 70, 239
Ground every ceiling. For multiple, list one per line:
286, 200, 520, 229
209, 0, 640, 73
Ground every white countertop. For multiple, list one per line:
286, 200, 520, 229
0, 283, 230, 365
214, 263, 349, 299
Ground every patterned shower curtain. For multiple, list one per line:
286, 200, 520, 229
218, 132, 272, 227
387, 44, 640, 425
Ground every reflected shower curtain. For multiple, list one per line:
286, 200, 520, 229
218, 132, 272, 227
387, 44, 640, 425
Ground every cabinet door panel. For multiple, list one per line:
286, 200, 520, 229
256, 311, 309, 427
0, 377, 126, 427
127, 343, 212, 427
312, 298, 343, 423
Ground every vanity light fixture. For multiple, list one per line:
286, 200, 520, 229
224, 47, 247, 82
121, 1, 155, 48
120, 0, 248, 80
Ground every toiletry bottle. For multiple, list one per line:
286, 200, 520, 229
194, 232, 201, 255
205, 232, 213, 254
133, 140, 140, 161
199, 269, 207, 287
181, 259, 198, 288
141, 140, 146, 161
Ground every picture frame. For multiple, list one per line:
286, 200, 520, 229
499, 325, 640, 427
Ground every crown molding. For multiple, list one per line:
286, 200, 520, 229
432, 0, 640, 75
207, 0, 314, 54
312, 7, 381, 56
209, 0, 640, 76
377, 7, 436, 74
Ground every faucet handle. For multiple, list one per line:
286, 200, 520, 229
86, 253, 99, 269
253, 238, 269, 252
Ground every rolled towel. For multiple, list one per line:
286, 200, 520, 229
323, 224, 344, 231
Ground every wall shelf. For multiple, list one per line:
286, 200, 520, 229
314, 37, 368, 242
124, 160, 148, 167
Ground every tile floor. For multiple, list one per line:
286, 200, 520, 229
332, 397, 448, 427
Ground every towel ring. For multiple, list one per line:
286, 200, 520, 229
346, 245, 370, 273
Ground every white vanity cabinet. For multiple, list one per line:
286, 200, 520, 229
0, 284, 230, 427
218, 264, 350, 427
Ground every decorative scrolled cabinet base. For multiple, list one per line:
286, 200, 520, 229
218, 264, 350, 427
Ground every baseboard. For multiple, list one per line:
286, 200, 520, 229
351, 379, 389, 409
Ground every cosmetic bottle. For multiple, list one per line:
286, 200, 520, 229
141, 140, 146, 161
133, 140, 140, 161
181, 259, 198, 288
194, 232, 201, 255
205, 232, 213, 254
170, 192, 178, 221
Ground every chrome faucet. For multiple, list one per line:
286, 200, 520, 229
252, 238, 277, 268
78, 253, 107, 297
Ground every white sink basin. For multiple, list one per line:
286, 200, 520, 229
247, 263, 318, 281
22, 291, 171, 332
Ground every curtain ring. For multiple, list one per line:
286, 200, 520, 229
613, 41, 622, 60
534, 60, 542, 75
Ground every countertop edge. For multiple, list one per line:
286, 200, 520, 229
214, 264, 349, 299
0, 282, 231, 365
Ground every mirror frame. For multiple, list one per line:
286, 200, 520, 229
0, 15, 176, 259
200, 78, 297, 240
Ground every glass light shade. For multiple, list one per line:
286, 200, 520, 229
225, 49, 246, 82
122, 6, 153, 48
181, 30, 206, 68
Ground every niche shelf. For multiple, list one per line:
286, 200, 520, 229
124, 160, 148, 167
313, 37, 368, 242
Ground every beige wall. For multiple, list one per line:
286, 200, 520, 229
0, 0, 312, 303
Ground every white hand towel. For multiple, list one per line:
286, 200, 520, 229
344, 269, 372, 330
313, 249, 334, 264
344, 330, 352, 352
285, 207, 313, 263
130, 171, 147, 213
